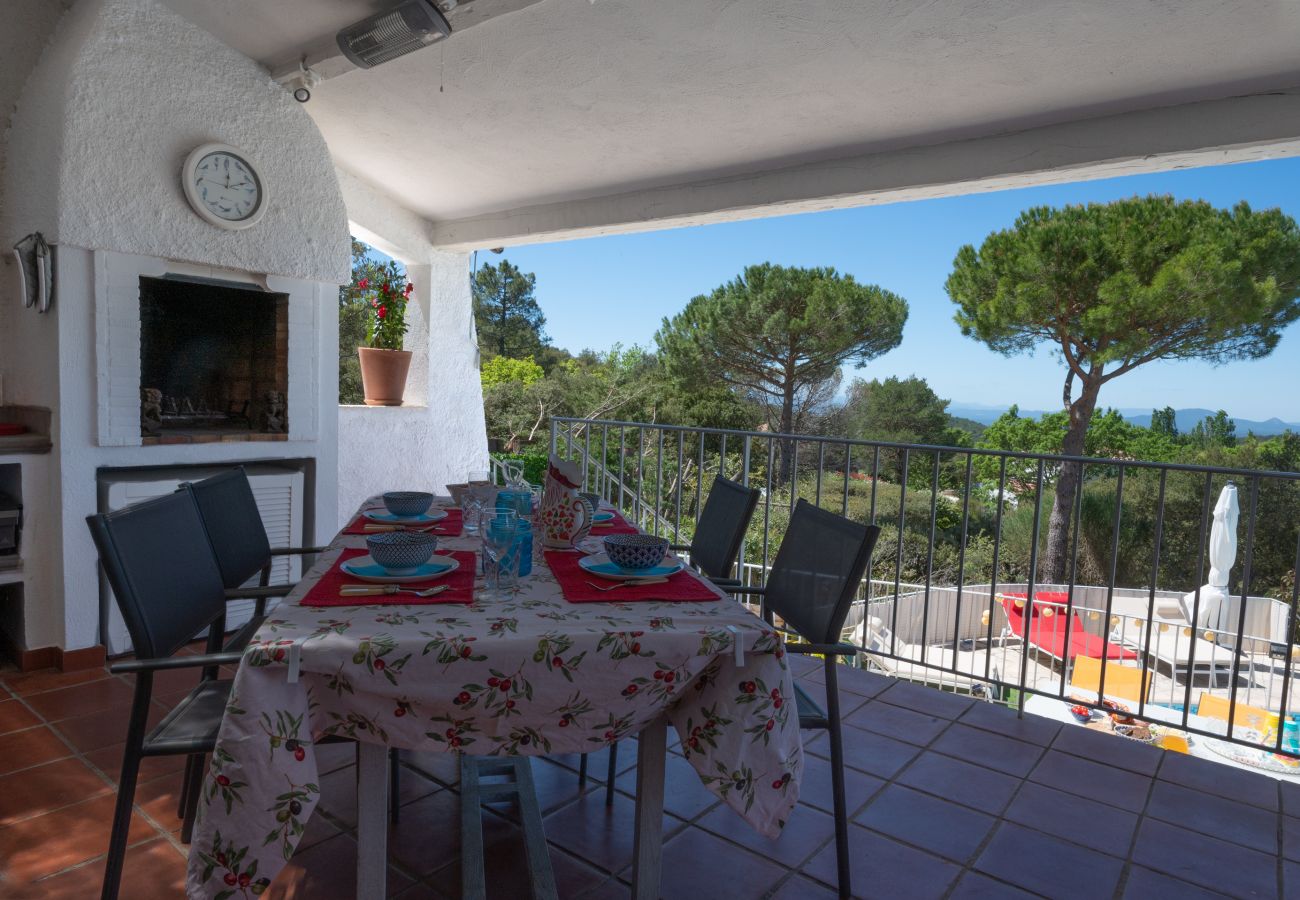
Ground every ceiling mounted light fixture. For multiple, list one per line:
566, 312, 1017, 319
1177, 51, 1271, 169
337, 0, 452, 70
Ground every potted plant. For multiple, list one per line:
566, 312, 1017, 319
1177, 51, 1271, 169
355, 266, 414, 406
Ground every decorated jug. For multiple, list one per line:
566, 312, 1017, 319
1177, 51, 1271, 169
539, 454, 592, 548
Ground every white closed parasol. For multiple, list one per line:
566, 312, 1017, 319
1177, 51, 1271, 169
1181, 482, 1238, 632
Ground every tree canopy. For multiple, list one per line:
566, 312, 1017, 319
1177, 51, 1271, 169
656, 263, 907, 480
472, 260, 549, 360
947, 195, 1300, 580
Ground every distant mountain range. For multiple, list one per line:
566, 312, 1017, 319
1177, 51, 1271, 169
946, 403, 1300, 436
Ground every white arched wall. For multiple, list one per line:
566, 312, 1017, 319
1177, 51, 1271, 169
0, 0, 350, 654
336, 167, 488, 523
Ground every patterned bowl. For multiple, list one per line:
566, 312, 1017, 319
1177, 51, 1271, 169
382, 491, 434, 518
602, 534, 670, 571
365, 531, 438, 573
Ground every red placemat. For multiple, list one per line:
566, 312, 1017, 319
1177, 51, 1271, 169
587, 510, 638, 536
301, 549, 477, 606
544, 551, 719, 603
342, 508, 463, 537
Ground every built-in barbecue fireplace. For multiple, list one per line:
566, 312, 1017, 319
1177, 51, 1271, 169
138, 275, 289, 444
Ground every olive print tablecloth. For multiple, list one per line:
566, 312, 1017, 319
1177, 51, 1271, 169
186, 499, 802, 898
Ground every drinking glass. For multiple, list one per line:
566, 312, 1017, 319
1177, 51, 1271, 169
468, 469, 491, 486
482, 510, 518, 599
462, 495, 485, 535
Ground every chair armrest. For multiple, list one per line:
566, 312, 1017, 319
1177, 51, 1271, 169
225, 585, 293, 601
270, 546, 329, 556
723, 585, 767, 596
110, 651, 245, 675
668, 543, 691, 552
786, 641, 859, 657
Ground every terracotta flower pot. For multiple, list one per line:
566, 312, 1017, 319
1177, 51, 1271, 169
357, 347, 412, 406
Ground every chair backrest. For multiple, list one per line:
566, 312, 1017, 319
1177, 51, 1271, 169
1197, 692, 1279, 734
86, 491, 228, 660
179, 467, 272, 589
689, 475, 760, 580
762, 499, 881, 644
1069, 656, 1150, 703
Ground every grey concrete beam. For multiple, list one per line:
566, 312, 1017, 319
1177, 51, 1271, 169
428, 88, 1300, 250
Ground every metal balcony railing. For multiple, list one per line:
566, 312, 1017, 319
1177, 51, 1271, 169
550, 416, 1300, 765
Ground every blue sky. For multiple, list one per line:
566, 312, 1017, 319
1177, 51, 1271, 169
486, 157, 1300, 422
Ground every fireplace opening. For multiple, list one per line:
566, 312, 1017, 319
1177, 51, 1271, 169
139, 276, 289, 444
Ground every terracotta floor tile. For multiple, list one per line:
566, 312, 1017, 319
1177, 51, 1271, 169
135, 772, 188, 834
6, 837, 187, 900
0, 792, 158, 882
0, 699, 40, 735
84, 742, 188, 784
264, 832, 414, 899
1, 667, 112, 697
0, 726, 73, 776
658, 827, 787, 899
50, 702, 167, 754
0, 758, 113, 826
543, 790, 684, 874
24, 677, 136, 722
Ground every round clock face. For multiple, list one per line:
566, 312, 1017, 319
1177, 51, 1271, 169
182, 144, 267, 230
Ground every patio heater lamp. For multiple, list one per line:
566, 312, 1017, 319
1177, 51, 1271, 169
337, 0, 452, 69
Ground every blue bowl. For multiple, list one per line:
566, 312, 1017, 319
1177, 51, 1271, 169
383, 491, 434, 518
602, 534, 669, 571
365, 531, 438, 573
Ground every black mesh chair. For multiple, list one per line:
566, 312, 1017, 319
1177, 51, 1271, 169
87, 491, 244, 900
727, 499, 880, 900
576, 475, 760, 804
180, 467, 403, 823
669, 475, 760, 585
179, 466, 326, 652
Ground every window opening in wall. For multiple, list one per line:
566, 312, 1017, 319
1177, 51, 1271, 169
339, 237, 407, 404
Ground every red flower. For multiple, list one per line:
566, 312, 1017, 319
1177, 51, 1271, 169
487, 677, 500, 687
630, 642, 641, 654
460, 646, 472, 658
559, 717, 570, 727
404, 283, 414, 295
381, 282, 390, 293
377, 305, 387, 319
741, 682, 756, 694
505, 699, 516, 709
357, 278, 369, 290
653, 670, 664, 680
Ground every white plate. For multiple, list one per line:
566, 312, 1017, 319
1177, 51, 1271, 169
577, 553, 683, 581
363, 507, 449, 525
341, 554, 460, 584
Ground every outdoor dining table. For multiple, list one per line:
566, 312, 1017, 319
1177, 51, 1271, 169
185, 496, 802, 899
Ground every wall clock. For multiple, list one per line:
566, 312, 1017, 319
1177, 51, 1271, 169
181, 143, 268, 230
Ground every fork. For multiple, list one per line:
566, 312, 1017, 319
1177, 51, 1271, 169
584, 578, 668, 591
339, 584, 449, 598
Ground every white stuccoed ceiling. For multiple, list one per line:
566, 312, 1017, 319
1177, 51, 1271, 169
159, 0, 1300, 233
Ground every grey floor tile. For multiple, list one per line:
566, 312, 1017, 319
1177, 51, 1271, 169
804, 722, 921, 779
1131, 817, 1278, 899
855, 784, 995, 863
1051, 722, 1162, 776
877, 680, 976, 720
1157, 751, 1279, 811
1028, 749, 1151, 813
696, 795, 835, 869
959, 702, 1061, 747
931, 722, 1046, 778
1003, 781, 1138, 858
802, 823, 961, 900
844, 698, 950, 746
948, 871, 1041, 899
1145, 780, 1277, 853
975, 822, 1124, 899
1122, 866, 1233, 899
658, 827, 788, 900
798, 750, 885, 816
897, 751, 1021, 815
